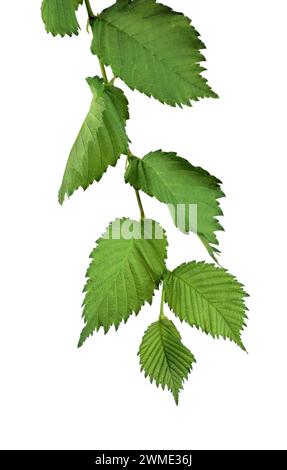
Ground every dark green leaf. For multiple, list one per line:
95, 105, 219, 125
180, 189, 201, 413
59, 77, 129, 204
125, 151, 224, 257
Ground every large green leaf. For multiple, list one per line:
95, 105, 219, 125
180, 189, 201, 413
91, 0, 217, 106
41, 0, 82, 37
78, 218, 168, 346
164, 262, 248, 349
139, 318, 196, 404
125, 151, 224, 256
59, 77, 129, 204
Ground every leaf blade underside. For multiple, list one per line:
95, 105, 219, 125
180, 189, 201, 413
139, 318, 196, 404
79, 218, 168, 346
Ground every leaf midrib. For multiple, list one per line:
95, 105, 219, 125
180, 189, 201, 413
158, 321, 179, 399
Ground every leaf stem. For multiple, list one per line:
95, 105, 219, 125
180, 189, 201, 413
98, 59, 145, 221
99, 60, 109, 84
84, 1, 108, 84
159, 286, 166, 320
84, 0, 95, 20
135, 189, 145, 220
127, 150, 146, 219
96, 36, 145, 221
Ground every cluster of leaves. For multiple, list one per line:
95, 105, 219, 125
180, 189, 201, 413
41, 0, 248, 404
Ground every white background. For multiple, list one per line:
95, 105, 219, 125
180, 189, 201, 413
0, 0, 286, 450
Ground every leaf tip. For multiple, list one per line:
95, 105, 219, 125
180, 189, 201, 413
77, 330, 86, 348
58, 186, 65, 205
173, 393, 179, 406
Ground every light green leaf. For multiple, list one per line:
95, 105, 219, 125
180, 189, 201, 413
41, 0, 81, 37
91, 0, 217, 106
59, 77, 129, 204
78, 218, 168, 346
139, 318, 196, 404
164, 262, 248, 349
125, 151, 224, 256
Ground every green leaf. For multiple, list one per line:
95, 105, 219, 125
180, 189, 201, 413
164, 262, 248, 349
41, 0, 81, 37
59, 77, 129, 204
78, 218, 168, 346
72, 0, 83, 9
198, 234, 221, 264
125, 151, 224, 256
139, 318, 196, 404
91, 0, 217, 106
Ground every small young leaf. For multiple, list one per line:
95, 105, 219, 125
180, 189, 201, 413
59, 77, 129, 204
91, 0, 217, 106
78, 218, 168, 346
125, 151, 224, 256
41, 0, 82, 37
139, 318, 196, 404
164, 262, 248, 349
